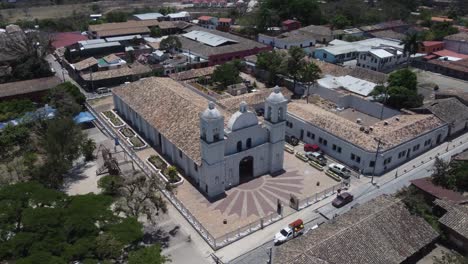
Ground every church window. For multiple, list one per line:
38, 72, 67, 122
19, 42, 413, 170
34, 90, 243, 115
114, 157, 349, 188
278, 107, 284, 121
246, 138, 252, 149
179, 150, 183, 158
267, 106, 272, 120
237, 141, 242, 152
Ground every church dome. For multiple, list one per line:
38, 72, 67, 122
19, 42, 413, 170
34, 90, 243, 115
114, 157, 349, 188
267, 85, 286, 103
202, 101, 222, 120
227, 101, 258, 131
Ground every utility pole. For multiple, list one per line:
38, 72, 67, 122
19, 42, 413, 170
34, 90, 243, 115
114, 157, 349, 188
371, 85, 388, 184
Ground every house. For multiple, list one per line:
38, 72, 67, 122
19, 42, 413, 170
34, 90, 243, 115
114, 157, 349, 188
297, 25, 333, 43
411, 178, 468, 204
434, 200, 468, 252
216, 18, 232, 32
197, 16, 218, 29
273, 195, 439, 264
314, 38, 403, 65
0, 76, 62, 102
165, 11, 191, 22
168, 65, 217, 81
369, 30, 405, 41
333, 28, 364, 40
258, 30, 316, 51
88, 20, 160, 39
98, 54, 126, 70
411, 98, 468, 137
435, 89, 468, 106
112, 78, 288, 198
66, 39, 125, 62
71, 57, 99, 73
425, 58, 468, 81
444, 32, 468, 55
359, 20, 409, 34
357, 46, 408, 73
282, 19, 301, 32
419, 41, 444, 54
178, 25, 271, 66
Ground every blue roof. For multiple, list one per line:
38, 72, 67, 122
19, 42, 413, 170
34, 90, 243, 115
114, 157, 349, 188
74, 111, 95, 124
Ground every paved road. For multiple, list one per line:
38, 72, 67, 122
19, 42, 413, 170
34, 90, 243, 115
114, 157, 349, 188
228, 133, 468, 264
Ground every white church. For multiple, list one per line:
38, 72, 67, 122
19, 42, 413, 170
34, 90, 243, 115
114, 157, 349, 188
112, 77, 288, 198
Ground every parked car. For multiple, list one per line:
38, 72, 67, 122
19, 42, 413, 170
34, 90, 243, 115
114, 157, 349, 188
332, 192, 354, 208
285, 135, 299, 146
328, 163, 351, 179
306, 152, 327, 166
96, 87, 110, 94
274, 219, 304, 245
304, 144, 320, 152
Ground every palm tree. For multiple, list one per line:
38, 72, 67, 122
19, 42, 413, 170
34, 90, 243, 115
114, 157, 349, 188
299, 62, 321, 104
400, 32, 420, 67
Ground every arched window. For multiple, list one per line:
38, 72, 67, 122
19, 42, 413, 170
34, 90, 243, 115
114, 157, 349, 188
267, 106, 272, 120
278, 107, 284, 121
237, 141, 242, 152
246, 138, 252, 149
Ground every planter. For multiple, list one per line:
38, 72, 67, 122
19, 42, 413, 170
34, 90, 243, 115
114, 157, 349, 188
284, 144, 295, 154
119, 127, 136, 138
309, 161, 324, 171
158, 171, 184, 186
127, 136, 147, 150
325, 170, 342, 182
101, 110, 125, 128
147, 155, 167, 171
295, 152, 308, 162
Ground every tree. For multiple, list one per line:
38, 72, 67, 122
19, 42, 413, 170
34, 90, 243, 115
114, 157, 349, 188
128, 245, 169, 264
164, 166, 178, 183
256, 50, 286, 85
150, 27, 163, 38
47, 86, 82, 117
431, 158, 468, 192
281, 46, 306, 92
431, 157, 451, 187
159, 36, 181, 52
105, 11, 128, 23
397, 186, 440, 231
211, 62, 242, 88
401, 32, 420, 66
388, 68, 417, 90
331, 15, 351, 29
81, 138, 96, 161
299, 62, 321, 103
98, 174, 124, 196
0, 99, 35, 122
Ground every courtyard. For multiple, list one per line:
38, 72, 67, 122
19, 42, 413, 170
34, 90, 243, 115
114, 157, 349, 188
89, 95, 341, 241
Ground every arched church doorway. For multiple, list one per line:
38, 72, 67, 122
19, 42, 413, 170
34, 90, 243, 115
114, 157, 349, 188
239, 156, 254, 183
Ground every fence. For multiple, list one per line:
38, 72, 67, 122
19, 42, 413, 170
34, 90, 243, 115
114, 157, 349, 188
297, 181, 346, 210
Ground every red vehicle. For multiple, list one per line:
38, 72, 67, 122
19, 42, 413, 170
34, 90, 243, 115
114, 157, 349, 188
304, 144, 320, 152
332, 192, 354, 208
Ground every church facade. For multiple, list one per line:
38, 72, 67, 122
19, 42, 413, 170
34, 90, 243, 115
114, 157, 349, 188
112, 77, 287, 198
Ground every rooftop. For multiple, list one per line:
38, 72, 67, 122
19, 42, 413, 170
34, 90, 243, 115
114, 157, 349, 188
432, 49, 468, 59
73, 57, 98, 71
411, 177, 468, 203
297, 25, 332, 36
178, 25, 269, 57
0, 76, 62, 98
217, 88, 291, 112
133, 12, 164, 20
422, 41, 444, 47
435, 199, 468, 239
370, 30, 405, 41
51, 32, 88, 49
112, 77, 227, 164
318, 75, 377, 97
168, 66, 217, 81
80, 63, 151, 81
444, 32, 468, 42
287, 101, 445, 152
89, 20, 160, 32
105, 34, 142, 42
96, 27, 150, 38
182, 30, 238, 47
429, 58, 468, 73
274, 195, 439, 264
416, 98, 468, 125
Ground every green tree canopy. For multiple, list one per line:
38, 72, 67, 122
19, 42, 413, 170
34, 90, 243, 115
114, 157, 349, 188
331, 15, 351, 29
388, 68, 417, 90
160, 36, 181, 51
211, 62, 242, 88
105, 11, 128, 23
0, 182, 151, 263
256, 50, 286, 85
128, 244, 169, 264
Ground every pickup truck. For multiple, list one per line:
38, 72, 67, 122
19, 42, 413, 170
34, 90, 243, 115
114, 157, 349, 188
328, 163, 351, 179
306, 152, 327, 166
274, 219, 304, 245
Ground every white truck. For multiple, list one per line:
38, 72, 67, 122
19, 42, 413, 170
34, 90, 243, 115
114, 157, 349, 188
274, 219, 304, 245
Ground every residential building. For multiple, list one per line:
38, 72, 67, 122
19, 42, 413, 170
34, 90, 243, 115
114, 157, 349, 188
97, 54, 126, 70
71, 57, 99, 74
51, 32, 88, 49
274, 195, 439, 264
316, 75, 378, 97
297, 25, 333, 43
216, 18, 232, 32
88, 20, 160, 39
197, 16, 218, 29
411, 178, 468, 204
333, 28, 364, 40
286, 99, 448, 175
314, 38, 403, 65
165, 11, 191, 22
258, 30, 316, 50
359, 20, 409, 34
168, 65, 217, 81
435, 200, 468, 252
66, 39, 124, 61
444, 32, 468, 55
435, 89, 468, 106
112, 78, 288, 197
178, 26, 271, 66
424, 58, 468, 81
369, 30, 405, 41
357, 46, 408, 72
0, 76, 62, 102
419, 41, 444, 53
282, 19, 301, 32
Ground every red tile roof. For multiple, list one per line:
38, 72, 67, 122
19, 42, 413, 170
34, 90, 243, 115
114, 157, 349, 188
283, 19, 299, 25
433, 49, 468, 59
411, 177, 468, 203
431, 16, 453, 23
422, 41, 444, 47
219, 18, 232, 23
198, 15, 213, 21
51, 32, 88, 49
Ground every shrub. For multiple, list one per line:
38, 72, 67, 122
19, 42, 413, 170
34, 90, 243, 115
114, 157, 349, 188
164, 166, 180, 183
98, 175, 123, 196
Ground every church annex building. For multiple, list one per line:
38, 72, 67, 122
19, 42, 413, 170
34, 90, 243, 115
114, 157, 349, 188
112, 78, 288, 198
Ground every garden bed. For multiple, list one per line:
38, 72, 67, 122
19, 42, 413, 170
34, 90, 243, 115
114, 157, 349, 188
102, 110, 124, 128
127, 136, 147, 150
119, 127, 135, 138
147, 155, 167, 171
325, 170, 342, 182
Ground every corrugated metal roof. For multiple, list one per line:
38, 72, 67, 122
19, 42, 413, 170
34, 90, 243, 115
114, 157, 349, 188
105, 34, 142, 42
133, 13, 163, 20
78, 39, 106, 45
81, 41, 121, 50
370, 49, 394, 58
183, 30, 238, 46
